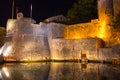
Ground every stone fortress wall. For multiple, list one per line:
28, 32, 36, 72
98, 0, 120, 45
3, 19, 51, 61
2, 17, 120, 61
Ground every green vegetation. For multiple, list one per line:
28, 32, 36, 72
66, 0, 97, 24
0, 27, 6, 47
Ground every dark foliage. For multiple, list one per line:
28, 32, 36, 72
66, 0, 97, 24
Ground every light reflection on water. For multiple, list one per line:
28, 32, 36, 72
0, 63, 120, 80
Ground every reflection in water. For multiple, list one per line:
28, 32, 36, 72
0, 63, 120, 80
2, 67, 10, 78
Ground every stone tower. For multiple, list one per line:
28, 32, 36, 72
98, 0, 120, 24
98, 0, 114, 24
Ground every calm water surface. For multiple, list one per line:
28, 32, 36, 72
0, 62, 120, 80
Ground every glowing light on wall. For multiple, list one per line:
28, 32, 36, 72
3, 45, 12, 57
6, 19, 16, 33
97, 21, 106, 39
96, 21, 111, 41
7, 23, 13, 30
24, 42, 35, 51
73, 30, 81, 39
21, 57, 32, 61
64, 20, 111, 41
64, 24, 97, 39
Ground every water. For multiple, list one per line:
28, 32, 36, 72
0, 62, 120, 80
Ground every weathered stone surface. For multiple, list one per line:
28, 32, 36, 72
98, 48, 112, 61
50, 38, 103, 60
6, 19, 16, 36
98, 44, 120, 60
47, 22, 65, 39
16, 19, 33, 35
12, 36, 50, 61
112, 44, 120, 59
2, 1, 120, 61
3, 19, 51, 61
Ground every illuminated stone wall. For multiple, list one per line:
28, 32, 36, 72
63, 0, 120, 46
3, 18, 120, 61
12, 36, 50, 61
3, 19, 51, 61
64, 19, 111, 42
98, 44, 120, 61
112, 44, 120, 59
47, 22, 65, 39
3, 18, 67, 61
13, 19, 50, 61
98, 48, 112, 61
1, 0, 120, 61
64, 20, 120, 47
6, 19, 16, 36
97, 0, 120, 46
4, 18, 118, 61
32, 22, 48, 37
47, 23, 65, 55
1, 42, 13, 57
50, 38, 103, 60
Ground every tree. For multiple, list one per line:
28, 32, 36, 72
66, 0, 97, 24
0, 27, 6, 47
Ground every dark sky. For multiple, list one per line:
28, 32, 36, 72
0, 0, 75, 27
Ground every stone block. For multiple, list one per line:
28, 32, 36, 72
112, 44, 120, 59
98, 48, 112, 61
50, 38, 103, 60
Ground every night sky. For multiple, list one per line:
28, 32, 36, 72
0, 0, 75, 27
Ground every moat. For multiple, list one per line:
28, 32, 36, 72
0, 62, 120, 80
